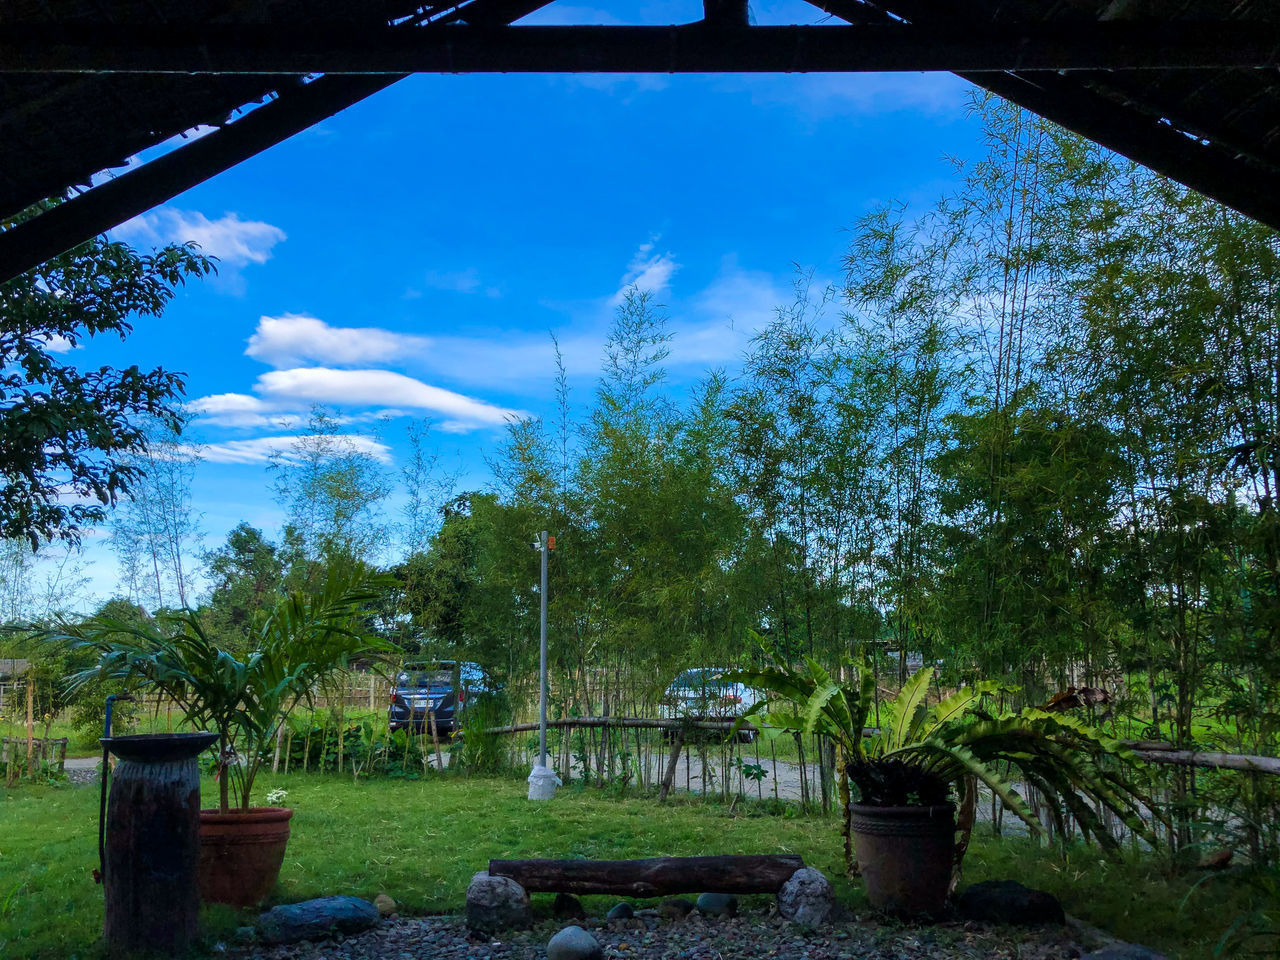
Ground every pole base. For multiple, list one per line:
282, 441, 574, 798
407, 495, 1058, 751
527, 764, 561, 801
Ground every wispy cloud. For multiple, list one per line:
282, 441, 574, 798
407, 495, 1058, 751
611, 238, 679, 305
115, 208, 286, 267
255, 367, 525, 431
39, 333, 78, 353
245, 314, 429, 368
719, 72, 971, 120
186, 392, 291, 429
194, 434, 392, 465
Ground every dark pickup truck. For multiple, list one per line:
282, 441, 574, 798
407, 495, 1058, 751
388, 661, 486, 736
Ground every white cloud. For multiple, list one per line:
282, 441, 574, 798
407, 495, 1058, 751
194, 434, 392, 465
245, 314, 429, 368
422, 268, 481, 294
39, 333, 78, 353
611, 238, 679, 305
692, 260, 788, 336
255, 368, 524, 429
720, 72, 971, 119
186, 392, 293, 429
115, 208, 286, 267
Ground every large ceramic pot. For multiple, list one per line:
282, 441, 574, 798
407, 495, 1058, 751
198, 806, 294, 908
849, 802, 955, 916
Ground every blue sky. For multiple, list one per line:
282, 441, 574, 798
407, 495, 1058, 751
57, 0, 988, 602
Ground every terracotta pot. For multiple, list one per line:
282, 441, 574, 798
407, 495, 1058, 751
850, 802, 955, 916
198, 806, 293, 908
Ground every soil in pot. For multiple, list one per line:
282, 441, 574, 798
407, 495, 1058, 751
198, 806, 293, 908
850, 802, 955, 917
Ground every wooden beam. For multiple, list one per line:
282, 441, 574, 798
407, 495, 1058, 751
1, 23, 1278, 75
0, 75, 396, 284
489, 855, 806, 896
806, 0, 1280, 231
0, 0, 553, 284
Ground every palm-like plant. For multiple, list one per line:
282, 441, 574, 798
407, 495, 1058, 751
64, 563, 388, 813
727, 659, 1158, 877
861, 667, 1158, 855
724, 656, 874, 872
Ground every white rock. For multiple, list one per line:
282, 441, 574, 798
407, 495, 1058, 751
777, 867, 835, 926
465, 871, 531, 935
547, 924, 603, 960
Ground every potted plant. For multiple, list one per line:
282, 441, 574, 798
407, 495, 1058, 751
727, 659, 1156, 916
66, 563, 387, 908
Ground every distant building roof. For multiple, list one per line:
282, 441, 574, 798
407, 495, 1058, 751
0, 658, 30, 680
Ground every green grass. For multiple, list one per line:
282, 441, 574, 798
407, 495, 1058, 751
0, 773, 1271, 959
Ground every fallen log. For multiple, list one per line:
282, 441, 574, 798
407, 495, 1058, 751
480, 716, 756, 735
1125, 745, 1280, 776
489, 854, 805, 897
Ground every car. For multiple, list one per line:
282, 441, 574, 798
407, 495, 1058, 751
388, 660, 488, 736
658, 667, 760, 739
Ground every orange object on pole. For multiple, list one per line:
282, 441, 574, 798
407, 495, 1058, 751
547, 536, 556, 550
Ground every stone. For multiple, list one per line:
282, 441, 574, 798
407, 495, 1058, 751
659, 897, 696, 920
465, 871, 531, 935
776, 867, 835, 926
1080, 947, 1170, 960
955, 879, 1065, 926
695, 892, 738, 917
606, 901, 634, 920
232, 926, 256, 943
256, 896, 380, 945
374, 893, 397, 917
554, 892, 587, 920
1198, 848, 1233, 870
547, 924, 604, 960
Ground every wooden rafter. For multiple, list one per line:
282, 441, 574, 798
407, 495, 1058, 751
807, 0, 1280, 232
1, 22, 1278, 75
0, 0, 551, 284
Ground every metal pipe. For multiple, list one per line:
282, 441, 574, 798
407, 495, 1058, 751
539, 530, 549, 769
96, 694, 133, 885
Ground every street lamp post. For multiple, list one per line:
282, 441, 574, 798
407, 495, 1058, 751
528, 530, 559, 800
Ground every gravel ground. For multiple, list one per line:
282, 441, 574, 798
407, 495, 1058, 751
224, 910, 1091, 960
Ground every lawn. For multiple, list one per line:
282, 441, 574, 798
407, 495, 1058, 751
0, 772, 1267, 959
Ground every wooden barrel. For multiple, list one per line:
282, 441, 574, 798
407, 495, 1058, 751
101, 733, 217, 957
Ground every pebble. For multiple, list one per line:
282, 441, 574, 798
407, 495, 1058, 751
547, 924, 603, 960
695, 893, 738, 918
660, 898, 696, 920
225, 910, 1088, 960
606, 902, 635, 920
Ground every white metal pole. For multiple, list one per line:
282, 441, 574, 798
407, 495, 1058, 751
538, 530, 549, 769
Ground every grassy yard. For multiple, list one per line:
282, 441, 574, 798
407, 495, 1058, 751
0, 772, 1268, 959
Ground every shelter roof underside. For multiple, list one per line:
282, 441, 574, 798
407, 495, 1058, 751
1, 0, 1278, 282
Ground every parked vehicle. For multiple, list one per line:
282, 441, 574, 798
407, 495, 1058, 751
388, 660, 488, 736
658, 667, 760, 738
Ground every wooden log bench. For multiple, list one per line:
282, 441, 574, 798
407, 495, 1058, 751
489, 855, 805, 898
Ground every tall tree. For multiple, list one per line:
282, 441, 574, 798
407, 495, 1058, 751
270, 407, 391, 584
203, 523, 284, 651
109, 414, 203, 611
0, 218, 213, 547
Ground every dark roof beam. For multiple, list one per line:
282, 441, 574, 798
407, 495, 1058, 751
805, 0, 1280, 229
2, 22, 1279, 75
0, 0, 555, 284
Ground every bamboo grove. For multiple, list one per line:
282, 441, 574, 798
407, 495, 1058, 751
397, 95, 1280, 861
3, 94, 1279, 864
